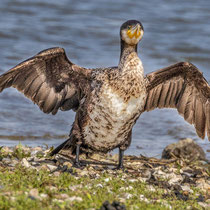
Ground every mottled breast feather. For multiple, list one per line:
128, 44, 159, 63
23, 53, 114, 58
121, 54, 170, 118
82, 53, 147, 152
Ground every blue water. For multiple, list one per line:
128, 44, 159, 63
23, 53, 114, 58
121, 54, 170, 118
0, 0, 209, 159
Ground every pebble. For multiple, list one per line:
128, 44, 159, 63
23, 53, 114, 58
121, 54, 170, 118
53, 171, 61, 177
40, 193, 48, 199
69, 184, 82, 191
181, 185, 193, 193
139, 194, 149, 203
123, 193, 133, 199
46, 164, 57, 172
57, 193, 69, 199
147, 185, 156, 192
128, 179, 138, 183
198, 202, 210, 208
63, 162, 73, 168
65, 196, 83, 202
96, 184, 103, 188
46, 186, 57, 191
29, 188, 40, 200
21, 158, 31, 168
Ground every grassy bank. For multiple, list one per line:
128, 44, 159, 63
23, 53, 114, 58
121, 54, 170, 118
0, 145, 209, 209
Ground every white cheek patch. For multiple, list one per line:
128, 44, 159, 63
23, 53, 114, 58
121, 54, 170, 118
121, 30, 143, 45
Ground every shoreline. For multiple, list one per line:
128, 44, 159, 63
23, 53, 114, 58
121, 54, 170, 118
0, 145, 209, 209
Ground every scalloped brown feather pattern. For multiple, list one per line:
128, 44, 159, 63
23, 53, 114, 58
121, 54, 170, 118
144, 62, 210, 140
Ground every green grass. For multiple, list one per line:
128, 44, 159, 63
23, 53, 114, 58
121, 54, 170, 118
0, 165, 204, 210
0, 145, 208, 209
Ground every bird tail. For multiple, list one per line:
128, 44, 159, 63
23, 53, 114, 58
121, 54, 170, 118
50, 136, 75, 156
50, 136, 90, 156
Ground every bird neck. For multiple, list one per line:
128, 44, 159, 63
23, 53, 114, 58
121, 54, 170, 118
119, 39, 138, 70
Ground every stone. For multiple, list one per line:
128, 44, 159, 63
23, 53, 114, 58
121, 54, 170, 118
162, 138, 206, 161
196, 179, 210, 192
96, 184, 103, 188
69, 184, 82, 191
46, 164, 57, 172
2, 158, 12, 164
147, 185, 156, 192
53, 171, 61, 177
21, 158, 31, 168
63, 162, 73, 168
104, 178, 110, 182
29, 188, 40, 200
123, 193, 133, 199
65, 196, 83, 202
181, 185, 193, 194
57, 193, 69, 200
198, 202, 210, 208
40, 193, 48, 199
139, 194, 149, 203
46, 186, 57, 191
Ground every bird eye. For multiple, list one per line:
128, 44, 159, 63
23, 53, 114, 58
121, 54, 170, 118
127, 26, 131, 30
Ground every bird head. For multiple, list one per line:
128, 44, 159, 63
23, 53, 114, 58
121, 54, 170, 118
120, 20, 144, 45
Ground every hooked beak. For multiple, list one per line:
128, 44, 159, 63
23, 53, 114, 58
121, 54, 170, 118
127, 24, 141, 39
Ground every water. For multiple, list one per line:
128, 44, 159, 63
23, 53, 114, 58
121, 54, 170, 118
0, 0, 209, 159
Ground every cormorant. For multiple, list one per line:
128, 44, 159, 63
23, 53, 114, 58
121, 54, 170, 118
0, 20, 209, 169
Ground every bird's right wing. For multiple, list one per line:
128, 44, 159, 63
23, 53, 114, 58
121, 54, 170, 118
0, 47, 92, 114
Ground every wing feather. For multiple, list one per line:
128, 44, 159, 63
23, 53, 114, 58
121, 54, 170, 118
144, 62, 210, 140
0, 47, 92, 114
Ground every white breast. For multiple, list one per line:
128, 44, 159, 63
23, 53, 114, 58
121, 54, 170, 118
82, 85, 146, 151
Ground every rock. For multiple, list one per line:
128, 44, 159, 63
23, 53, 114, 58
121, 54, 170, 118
2, 147, 13, 154
46, 186, 57, 191
39, 165, 50, 171
139, 194, 149, 203
65, 196, 83, 202
69, 184, 82, 191
53, 171, 61, 177
96, 184, 103, 188
63, 162, 73, 168
147, 185, 156, 192
196, 179, 210, 192
162, 138, 206, 161
29, 188, 40, 200
2, 158, 12, 164
181, 185, 193, 194
123, 193, 133, 199
46, 164, 57, 172
104, 178, 110, 182
40, 193, 48, 199
198, 202, 210, 208
57, 193, 69, 200
128, 179, 138, 183
21, 158, 31, 168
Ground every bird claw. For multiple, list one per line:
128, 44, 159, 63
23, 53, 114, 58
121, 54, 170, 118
112, 165, 124, 171
73, 161, 86, 168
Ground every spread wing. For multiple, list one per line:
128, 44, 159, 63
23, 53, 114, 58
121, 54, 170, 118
0, 47, 92, 115
144, 62, 210, 140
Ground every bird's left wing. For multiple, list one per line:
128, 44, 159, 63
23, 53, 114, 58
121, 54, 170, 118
0, 47, 92, 114
144, 62, 210, 140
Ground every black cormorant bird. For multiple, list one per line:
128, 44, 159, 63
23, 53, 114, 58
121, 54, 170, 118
0, 20, 209, 168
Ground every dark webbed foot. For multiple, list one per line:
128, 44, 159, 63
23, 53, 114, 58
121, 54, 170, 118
73, 161, 83, 168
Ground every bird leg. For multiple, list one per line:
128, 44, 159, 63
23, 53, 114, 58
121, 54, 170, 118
113, 148, 125, 170
73, 143, 82, 168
